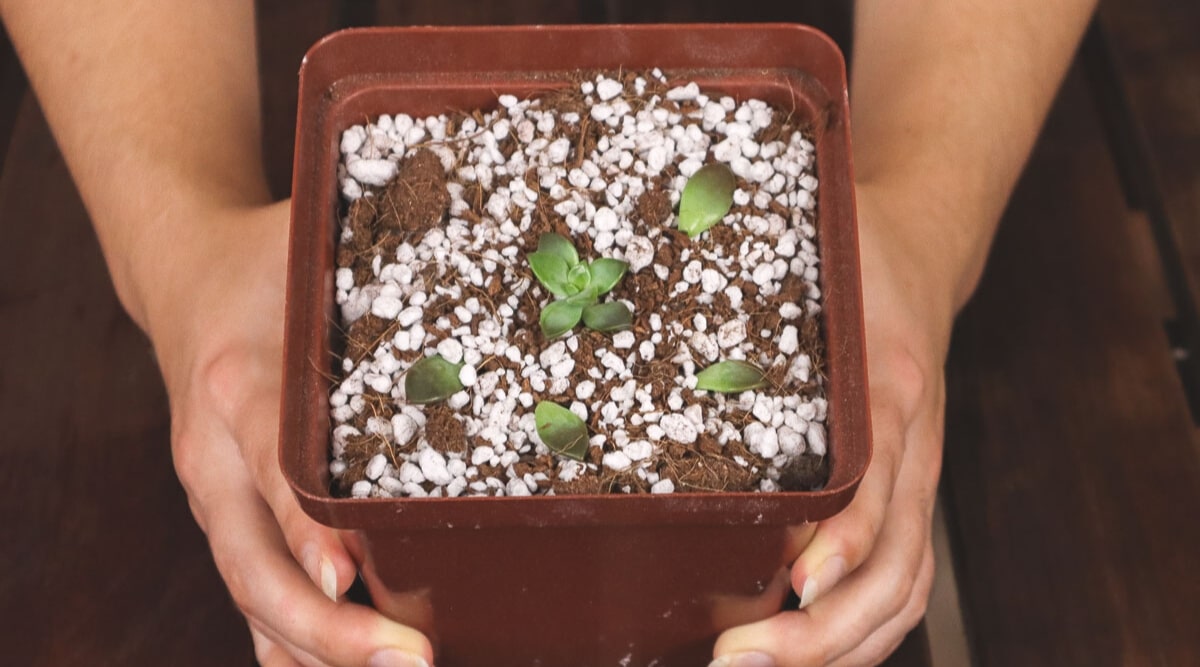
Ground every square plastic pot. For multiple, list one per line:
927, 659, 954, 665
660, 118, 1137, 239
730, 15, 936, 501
282, 23, 870, 667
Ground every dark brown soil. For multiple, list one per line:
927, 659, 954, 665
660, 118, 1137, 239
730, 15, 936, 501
425, 404, 467, 456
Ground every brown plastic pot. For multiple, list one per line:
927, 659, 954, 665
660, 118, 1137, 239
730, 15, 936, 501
282, 24, 869, 667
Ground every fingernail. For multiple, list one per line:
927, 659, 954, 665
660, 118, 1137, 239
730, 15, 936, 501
798, 574, 820, 609
320, 556, 338, 601
799, 555, 847, 609
301, 542, 322, 586
368, 648, 430, 667
708, 652, 776, 667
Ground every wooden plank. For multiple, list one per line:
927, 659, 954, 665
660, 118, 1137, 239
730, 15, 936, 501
942, 65, 1200, 667
374, 0, 585, 26
0, 94, 254, 666
1091, 1, 1200, 414
599, 0, 853, 57
256, 0, 344, 198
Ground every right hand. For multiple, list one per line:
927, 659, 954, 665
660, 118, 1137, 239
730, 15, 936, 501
711, 185, 951, 667
148, 200, 433, 667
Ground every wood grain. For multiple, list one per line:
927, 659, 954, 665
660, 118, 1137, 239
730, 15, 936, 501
942, 66, 1200, 666
257, 0, 344, 199
1089, 0, 1200, 417
0, 94, 254, 666
598, 0, 852, 52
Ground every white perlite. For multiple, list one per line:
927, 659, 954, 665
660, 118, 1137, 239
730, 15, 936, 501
331, 72, 826, 498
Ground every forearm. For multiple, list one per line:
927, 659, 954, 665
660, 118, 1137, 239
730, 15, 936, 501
0, 0, 269, 334
851, 0, 1096, 320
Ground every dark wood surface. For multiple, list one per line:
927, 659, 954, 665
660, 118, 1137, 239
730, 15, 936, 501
938, 1, 1200, 665
0, 95, 254, 665
942, 65, 1200, 666
2, 1, 1198, 665
1088, 0, 1200, 418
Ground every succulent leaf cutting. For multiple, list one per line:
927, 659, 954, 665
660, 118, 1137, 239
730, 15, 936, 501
404, 354, 465, 404
534, 401, 590, 461
694, 360, 769, 393
527, 232, 633, 338
677, 163, 736, 238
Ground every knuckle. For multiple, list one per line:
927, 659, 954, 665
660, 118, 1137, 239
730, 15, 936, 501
866, 636, 907, 667
906, 552, 935, 623
907, 593, 930, 626
844, 522, 877, 561
250, 632, 274, 666
170, 427, 206, 494
871, 442, 903, 494
871, 346, 933, 417
210, 540, 264, 621
882, 572, 916, 619
309, 626, 342, 663
839, 505, 886, 562
198, 345, 254, 416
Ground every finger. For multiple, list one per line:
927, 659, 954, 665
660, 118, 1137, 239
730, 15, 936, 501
826, 541, 935, 667
251, 621, 336, 667
711, 502, 928, 666
196, 433, 433, 667
712, 425, 937, 666
202, 347, 360, 602
791, 363, 944, 611
251, 626, 305, 667
790, 402, 908, 610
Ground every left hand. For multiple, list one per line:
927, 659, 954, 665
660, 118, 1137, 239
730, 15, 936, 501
147, 201, 434, 667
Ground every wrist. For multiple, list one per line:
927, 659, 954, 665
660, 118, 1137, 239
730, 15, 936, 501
853, 181, 969, 358
118, 203, 257, 358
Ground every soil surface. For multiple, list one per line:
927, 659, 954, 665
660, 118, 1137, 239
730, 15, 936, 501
329, 70, 828, 498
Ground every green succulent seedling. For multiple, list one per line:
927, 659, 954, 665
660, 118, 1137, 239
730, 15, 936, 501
404, 354, 464, 404
695, 360, 768, 393
527, 232, 633, 338
677, 163, 736, 238
534, 401, 589, 460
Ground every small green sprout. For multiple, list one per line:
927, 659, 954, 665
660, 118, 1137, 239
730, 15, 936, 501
527, 232, 633, 338
695, 360, 768, 393
534, 401, 589, 460
677, 163, 736, 238
404, 354, 464, 404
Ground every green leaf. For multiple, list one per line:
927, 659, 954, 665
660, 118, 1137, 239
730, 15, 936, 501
405, 355, 465, 404
534, 401, 589, 461
537, 232, 579, 268
564, 285, 600, 307
582, 301, 632, 332
566, 262, 591, 295
540, 299, 584, 338
586, 258, 628, 295
678, 163, 736, 238
694, 360, 768, 393
528, 251, 571, 298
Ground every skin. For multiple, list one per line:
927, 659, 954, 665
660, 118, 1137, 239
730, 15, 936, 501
0, 0, 1095, 665
0, 2, 430, 666
712, 1, 1098, 665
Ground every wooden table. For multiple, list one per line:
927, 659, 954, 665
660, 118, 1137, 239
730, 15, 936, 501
1, 2, 1196, 665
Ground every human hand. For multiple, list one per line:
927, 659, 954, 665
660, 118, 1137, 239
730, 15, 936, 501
711, 186, 951, 666
148, 201, 433, 667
